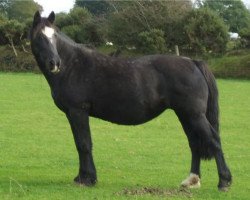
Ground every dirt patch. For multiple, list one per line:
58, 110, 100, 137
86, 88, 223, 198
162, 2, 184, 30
116, 187, 192, 198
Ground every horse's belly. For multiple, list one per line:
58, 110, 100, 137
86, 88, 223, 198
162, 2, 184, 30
90, 100, 167, 125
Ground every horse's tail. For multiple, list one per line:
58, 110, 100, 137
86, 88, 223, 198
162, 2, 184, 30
194, 60, 219, 133
193, 60, 220, 159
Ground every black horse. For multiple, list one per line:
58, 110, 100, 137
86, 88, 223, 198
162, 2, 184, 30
30, 11, 232, 191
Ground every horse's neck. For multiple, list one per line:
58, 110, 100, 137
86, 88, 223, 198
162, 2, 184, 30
56, 35, 76, 58
56, 34, 94, 66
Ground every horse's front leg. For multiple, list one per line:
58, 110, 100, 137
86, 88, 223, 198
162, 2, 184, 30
66, 108, 97, 186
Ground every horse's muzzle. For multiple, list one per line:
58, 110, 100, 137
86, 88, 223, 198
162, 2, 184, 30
51, 65, 60, 74
49, 59, 61, 74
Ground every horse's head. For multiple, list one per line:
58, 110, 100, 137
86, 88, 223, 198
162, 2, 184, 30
30, 11, 61, 74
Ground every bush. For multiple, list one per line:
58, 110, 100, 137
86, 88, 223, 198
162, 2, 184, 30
58, 7, 105, 46
184, 8, 229, 55
208, 50, 250, 79
0, 46, 39, 72
239, 28, 250, 48
107, 1, 192, 50
136, 29, 166, 54
61, 25, 84, 43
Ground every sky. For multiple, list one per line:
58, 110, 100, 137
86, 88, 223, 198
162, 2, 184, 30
243, 0, 250, 6
34, 0, 74, 16
35, 0, 250, 17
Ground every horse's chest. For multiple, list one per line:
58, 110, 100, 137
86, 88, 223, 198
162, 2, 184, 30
51, 86, 89, 112
51, 90, 67, 111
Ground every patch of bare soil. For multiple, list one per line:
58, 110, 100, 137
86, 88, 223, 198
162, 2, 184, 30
116, 187, 192, 198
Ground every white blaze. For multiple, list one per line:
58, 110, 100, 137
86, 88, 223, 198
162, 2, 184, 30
42, 26, 55, 44
41, 26, 60, 74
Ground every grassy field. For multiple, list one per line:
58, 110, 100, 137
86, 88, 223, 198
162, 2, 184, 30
0, 73, 249, 199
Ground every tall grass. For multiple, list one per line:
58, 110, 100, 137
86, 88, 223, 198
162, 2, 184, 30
0, 73, 249, 199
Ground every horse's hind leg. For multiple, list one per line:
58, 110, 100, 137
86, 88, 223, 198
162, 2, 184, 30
177, 112, 232, 190
177, 113, 201, 189
213, 133, 232, 191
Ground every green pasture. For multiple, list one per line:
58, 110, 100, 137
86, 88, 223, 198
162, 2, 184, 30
0, 73, 249, 199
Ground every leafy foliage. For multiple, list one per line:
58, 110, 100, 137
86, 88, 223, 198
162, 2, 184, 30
54, 12, 70, 29
0, 19, 24, 40
107, 9, 143, 48
0, 0, 42, 56
0, 19, 24, 56
0, 0, 11, 17
107, 1, 192, 50
67, 6, 92, 25
58, 7, 92, 43
209, 50, 250, 78
0, 45, 38, 71
7, 0, 41, 22
202, 0, 250, 32
1, 0, 250, 66
57, 7, 104, 45
75, 0, 112, 16
136, 29, 166, 54
0, 12, 8, 44
184, 8, 229, 55
239, 28, 250, 48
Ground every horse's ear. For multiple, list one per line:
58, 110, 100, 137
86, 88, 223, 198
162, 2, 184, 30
33, 11, 41, 27
47, 11, 55, 24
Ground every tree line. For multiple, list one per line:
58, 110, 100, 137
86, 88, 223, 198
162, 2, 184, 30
1, 0, 250, 58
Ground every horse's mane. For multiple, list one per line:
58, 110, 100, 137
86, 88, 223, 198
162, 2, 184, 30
55, 27, 125, 62
57, 31, 75, 45
56, 30, 96, 54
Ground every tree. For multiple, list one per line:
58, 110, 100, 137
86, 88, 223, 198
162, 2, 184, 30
0, 0, 42, 51
107, 1, 192, 50
68, 6, 92, 25
0, 12, 8, 45
239, 28, 250, 48
7, 0, 42, 23
74, 0, 112, 16
136, 29, 166, 54
0, 19, 24, 56
184, 8, 229, 55
0, 10, 6, 22
57, 7, 92, 43
58, 7, 104, 45
55, 12, 72, 29
202, 0, 250, 32
0, 0, 11, 17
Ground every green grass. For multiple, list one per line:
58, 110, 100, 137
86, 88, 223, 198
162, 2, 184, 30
0, 73, 249, 199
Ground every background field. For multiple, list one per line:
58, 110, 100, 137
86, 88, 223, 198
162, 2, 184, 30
0, 73, 249, 199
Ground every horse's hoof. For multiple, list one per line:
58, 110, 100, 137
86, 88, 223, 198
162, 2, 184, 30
218, 180, 232, 192
181, 173, 201, 189
218, 186, 230, 192
74, 175, 97, 187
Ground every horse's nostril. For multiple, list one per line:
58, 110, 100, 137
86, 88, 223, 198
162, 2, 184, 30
49, 60, 55, 66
